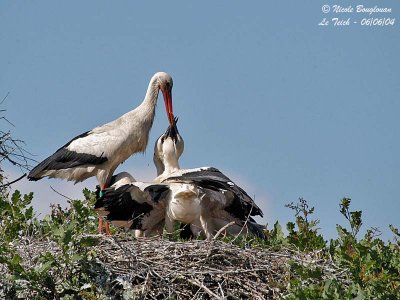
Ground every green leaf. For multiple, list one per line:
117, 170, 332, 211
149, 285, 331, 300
36, 260, 54, 274
272, 221, 284, 242
24, 206, 34, 220
287, 222, 295, 233
70, 254, 83, 262
79, 236, 99, 247
10, 254, 24, 274
389, 225, 400, 237
11, 253, 22, 265
52, 226, 65, 238
11, 190, 21, 205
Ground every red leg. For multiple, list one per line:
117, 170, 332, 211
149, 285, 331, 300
99, 217, 104, 234
98, 184, 112, 236
105, 221, 111, 236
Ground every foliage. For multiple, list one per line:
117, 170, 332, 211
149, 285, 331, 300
1, 105, 398, 298
0, 180, 399, 299
284, 198, 400, 299
0, 93, 34, 175
0, 186, 104, 299
285, 198, 326, 251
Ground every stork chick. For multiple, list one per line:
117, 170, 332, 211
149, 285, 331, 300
96, 119, 265, 239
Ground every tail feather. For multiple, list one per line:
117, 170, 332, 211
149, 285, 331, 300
28, 132, 107, 181
246, 221, 267, 240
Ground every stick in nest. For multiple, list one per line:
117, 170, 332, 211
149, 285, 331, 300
230, 204, 254, 244
212, 221, 236, 240
188, 278, 222, 299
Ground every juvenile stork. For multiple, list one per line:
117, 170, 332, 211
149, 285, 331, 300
96, 120, 265, 239
28, 72, 175, 234
95, 118, 184, 237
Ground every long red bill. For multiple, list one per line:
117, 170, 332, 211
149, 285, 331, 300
162, 90, 174, 126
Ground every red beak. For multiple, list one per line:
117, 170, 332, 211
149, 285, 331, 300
162, 89, 174, 126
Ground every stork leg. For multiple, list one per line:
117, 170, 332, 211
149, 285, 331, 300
104, 220, 111, 236
135, 230, 144, 238
98, 186, 111, 236
99, 217, 105, 234
190, 220, 203, 238
200, 214, 213, 240
99, 215, 111, 236
165, 216, 175, 240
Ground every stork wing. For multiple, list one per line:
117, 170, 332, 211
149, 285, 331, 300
28, 130, 109, 180
95, 182, 170, 231
27, 114, 138, 181
163, 167, 264, 221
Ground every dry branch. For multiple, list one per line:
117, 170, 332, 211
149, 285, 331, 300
0, 173, 26, 190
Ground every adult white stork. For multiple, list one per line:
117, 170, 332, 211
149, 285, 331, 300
96, 119, 265, 240
28, 72, 175, 234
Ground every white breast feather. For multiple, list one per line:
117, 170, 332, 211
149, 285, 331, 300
167, 183, 201, 224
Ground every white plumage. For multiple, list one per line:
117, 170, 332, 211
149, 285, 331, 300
96, 120, 265, 239
28, 71, 175, 190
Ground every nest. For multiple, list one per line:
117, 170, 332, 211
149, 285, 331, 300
1, 233, 349, 299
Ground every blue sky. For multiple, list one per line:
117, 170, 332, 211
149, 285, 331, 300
1, 1, 399, 240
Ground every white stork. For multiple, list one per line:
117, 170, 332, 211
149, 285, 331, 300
95, 118, 184, 237
28, 72, 175, 234
96, 119, 265, 240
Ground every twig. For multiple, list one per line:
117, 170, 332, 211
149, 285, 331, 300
0, 173, 26, 189
188, 279, 222, 299
50, 186, 75, 201
213, 221, 235, 240
141, 271, 150, 296
0, 116, 15, 127
230, 204, 254, 244
0, 92, 10, 105
218, 281, 225, 300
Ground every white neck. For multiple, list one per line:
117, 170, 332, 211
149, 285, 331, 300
163, 156, 180, 175
124, 74, 160, 134
140, 75, 160, 110
160, 138, 181, 176
154, 152, 165, 176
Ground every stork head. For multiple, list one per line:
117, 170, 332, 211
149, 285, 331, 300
153, 117, 184, 176
153, 72, 174, 126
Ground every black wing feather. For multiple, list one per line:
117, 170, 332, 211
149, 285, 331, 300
95, 184, 153, 229
165, 167, 264, 220
28, 131, 108, 180
95, 183, 170, 230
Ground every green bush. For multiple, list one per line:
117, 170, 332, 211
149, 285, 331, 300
285, 198, 400, 299
0, 183, 399, 299
0, 186, 103, 299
